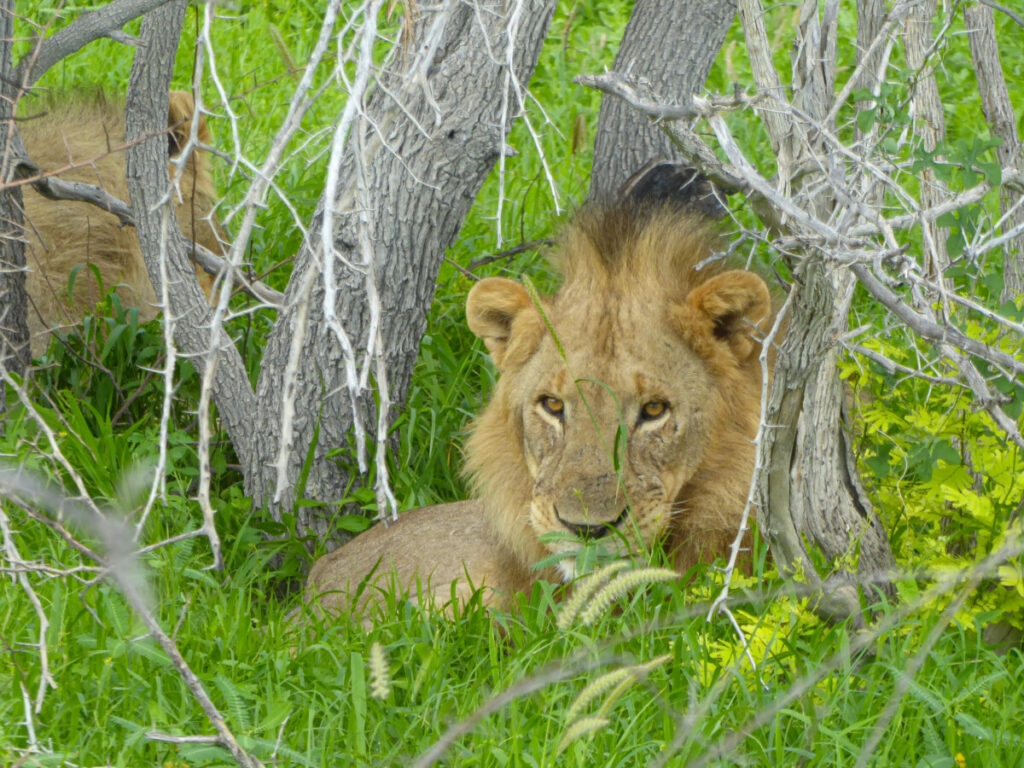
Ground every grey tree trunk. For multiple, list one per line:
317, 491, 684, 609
246, 0, 558, 542
0, 0, 30, 412
590, 0, 736, 199
757, 0, 892, 618
124, 0, 259, 469
757, 264, 895, 621
754, 0, 895, 619
964, 2, 1024, 302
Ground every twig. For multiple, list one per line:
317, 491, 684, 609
467, 238, 554, 270
573, 73, 697, 121
11, 158, 284, 307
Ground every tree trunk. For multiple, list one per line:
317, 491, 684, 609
590, 0, 736, 200
964, 2, 1024, 302
246, 0, 558, 543
752, 0, 896, 619
124, 0, 259, 468
903, 0, 949, 276
757, 264, 895, 621
0, 0, 30, 412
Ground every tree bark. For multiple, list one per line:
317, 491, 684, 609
757, 264, 895, 621
0, 0, 30, 405
964, 2, 1024, 302
903, 0, 949, 276
124, 0, 259, 466
246, 0, 558, 543
590, 0, 736, 200
746, 0, 896, 618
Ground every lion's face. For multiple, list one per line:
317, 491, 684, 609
511, 306, 717, 577
464, 210, 771, 580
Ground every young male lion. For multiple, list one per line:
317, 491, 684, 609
304, 164, 773, 624
20, 91, 223, 356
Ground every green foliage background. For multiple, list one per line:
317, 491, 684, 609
2, 1, 1023, 766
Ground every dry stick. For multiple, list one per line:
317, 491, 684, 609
841, 341, 962, 387
705, 292, 796, 689
135, 207, 181, 538
850, 263, 1024, 380
978, 0, 1024, 29
212, 0, 342, 279
573, 72, 786, 232
467, 238, 555, 271
117, 557, 261, 767
0, 504, 55, 716
582, 69, 1024, 251
10, 163, 284, 307
2, 466, 263, 768
313, 0, 381, 490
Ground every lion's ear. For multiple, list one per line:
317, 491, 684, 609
167, 91, 210, 158
467, 278, 539, 369
677, 271, 771, 360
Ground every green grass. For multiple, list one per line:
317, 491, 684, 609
4, 1, 1024, 766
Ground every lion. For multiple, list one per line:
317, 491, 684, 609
20, 91, 223, 356
303, 164, 773, 624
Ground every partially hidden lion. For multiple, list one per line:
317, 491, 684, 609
20, 91, 223, 356
304, 164, 773, 624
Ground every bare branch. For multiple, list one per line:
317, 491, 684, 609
978, 0, 1024, 29
850, 262, 1024, 380
8, 154, 283, 306
574, 73, 696, 121
0, 463, 263, 768
467, 238, 554, 271
15, 0, 175, 88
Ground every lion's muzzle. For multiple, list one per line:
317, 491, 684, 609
554, 505, 628, 540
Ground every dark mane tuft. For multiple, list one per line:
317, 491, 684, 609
552, 166, 730, 302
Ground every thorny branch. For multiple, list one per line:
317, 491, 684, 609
6, 156, 283, 306
0, 464, 263, 768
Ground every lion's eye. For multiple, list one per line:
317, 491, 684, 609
639, 401, 668, 421
540, 396, 564, 416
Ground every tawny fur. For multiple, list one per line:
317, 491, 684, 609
304, 199, 774, 623
464, 204, 772, 583
20, 91, 223, 356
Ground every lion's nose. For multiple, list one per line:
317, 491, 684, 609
555, 506, 627, 540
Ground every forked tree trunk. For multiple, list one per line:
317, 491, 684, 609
590, 0, 736, 199
246, 1, 558, 541
0, 0, 30, 412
